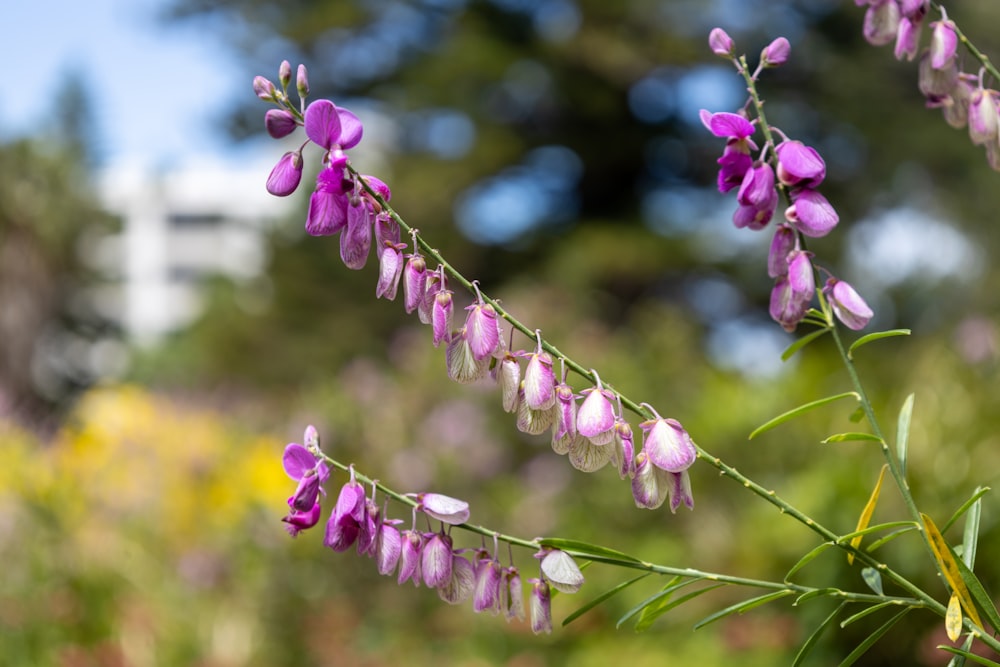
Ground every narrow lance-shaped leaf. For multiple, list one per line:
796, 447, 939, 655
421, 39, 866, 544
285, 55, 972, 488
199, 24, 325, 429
781, 327, 831, 361
634, 583, 727, 632
847, 328, 911, 359
838, 609, 910, 667
749, 392, 860, 440
616, 577, 689, 629
963, 496, 983, 569
793, 602, 847, 667
896, 393, 914, 478
938, 646, 1000, 667
693, 590, 795, 630
538, 538, 641, 564
840, 600, 898, 628
946, 634, 976, 667
943, 487, 992, 534
922, 513, 985, 630
562, 573, 650, 627
785, 542, 833, 582
849, 465, 888, 565
822, 432, 883, 444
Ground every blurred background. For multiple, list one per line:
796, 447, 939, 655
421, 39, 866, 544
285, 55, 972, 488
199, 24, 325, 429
3, 0, 1000, 664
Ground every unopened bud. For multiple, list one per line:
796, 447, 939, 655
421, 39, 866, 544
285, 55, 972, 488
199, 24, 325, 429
297, 63, 310, 99
279, 60, 292, 89
760, 37, 790, 67
253, 75, 277, 101
708, 28, 734, 57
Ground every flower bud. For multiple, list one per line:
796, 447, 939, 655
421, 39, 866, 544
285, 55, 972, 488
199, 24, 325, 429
786, 188, 839, 237
266, 151, 304, 197
403, 254, 428, 314
265, 109, 298, 139
760, 37, 790, 67
253, 75, 277, 101
296, 63, 310, 99
376, 242, 405, 300
431, 290, 454, 347
775, 140, 826, 188
279, 60, 292, 89
708, 27, 734, 57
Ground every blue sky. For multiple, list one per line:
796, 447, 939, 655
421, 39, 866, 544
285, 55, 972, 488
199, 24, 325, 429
3, 0, 246, 167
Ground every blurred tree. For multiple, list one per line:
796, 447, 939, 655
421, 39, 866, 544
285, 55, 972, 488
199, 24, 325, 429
0, 72, 118, 428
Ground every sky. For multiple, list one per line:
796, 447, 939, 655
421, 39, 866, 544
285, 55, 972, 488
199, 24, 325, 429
3, 0, 249, 169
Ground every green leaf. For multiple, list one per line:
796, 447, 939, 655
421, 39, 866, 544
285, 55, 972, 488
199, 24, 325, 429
749, 392, 860, 440
630, 583, 727, 632
562, 573, 650, 627
785, 543, 834, 582
942, 487, 991, 535
938, 647, 1000, 667
951, 546, 1000, 634
793, 588, 840, 606
848, 406, 866, 423
847, 329, 911, 359
838, 521, 917, 544
839, 600, 899, 628
946, 635, 977, 667
692, 590, 795, 630
963, 495, 983, 569
822, 432, 883, 444
781, 327, 831, 361
865, 525, 918, 553
538, 538, 641, 564
838, 609, 909, 666
793, 603, 847, 667
861, 567, 883, 596
896, 393, 914, 478
616, 577, 690, 629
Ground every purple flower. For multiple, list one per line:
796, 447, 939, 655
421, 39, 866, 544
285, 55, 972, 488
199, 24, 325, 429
761, 37, 791, 67
279, 60, 292, 88
823, 278, 874, 330
266, 151, 304, 197
640, 413, 697, 473
894, 16, 921, 61
968, 86, 999, 146
323, 476, 366, 552
265, 109, 298, 139
576, 384, 616, 445
282, 437, 330, 512
397, 529, 425, 586
498, 352, 522, 414
417, 492, 471, 525
929, 17, 958, 70
863, 0, 901, 47
918, 50, 958, 99
306, 168, 350, 236
437, 553, 475, 605
402, 253, 428, 315
376, 240, 406, 300
431, 289, 454, 347
515, 385, 556, 435
567, 436, 614, 473
375, 518, 403, 576
737, 162, 777, 209
503, 567, 525, 622
341, 197, 374, 270
769, 250, 815, 332
700, 110, 758, 193
281, 502, 322, 536
473, 553, 504, 614
445, 329, 492, 384
775, 140, 826, 188
521, 344, 556, 411
528, 578, 553, 634
538, 548, 584, 594
786, 188, 839, 237
464, 301, 502, 361
767, 223, 797, 278
668, 470, 695, 513
551, 381, 578, 453
631, 450, 671, 509
708, 28, 734, 57
421, 532, 454, 589
612, 417, 636, 480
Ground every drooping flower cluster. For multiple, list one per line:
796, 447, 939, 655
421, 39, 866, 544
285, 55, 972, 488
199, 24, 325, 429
857, 2, 1000, 171
255, 61, 699, 512
277, 428, 583, 633
702, 32, 874, 333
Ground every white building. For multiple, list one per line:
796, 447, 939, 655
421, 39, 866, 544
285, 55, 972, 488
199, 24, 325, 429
95, 156, 294, 346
